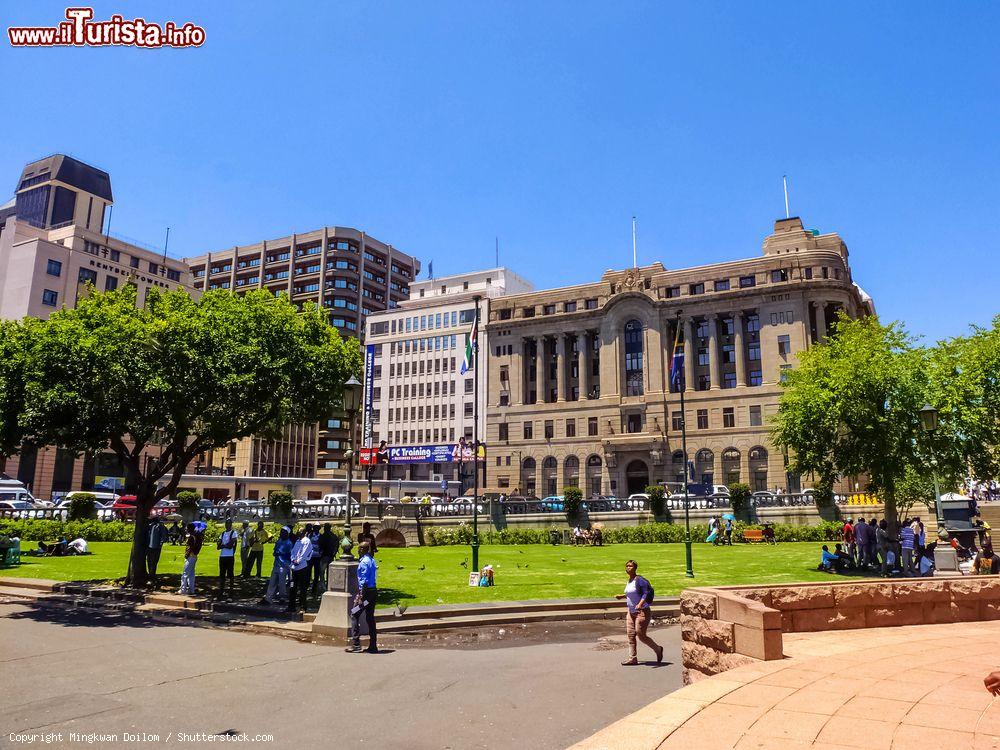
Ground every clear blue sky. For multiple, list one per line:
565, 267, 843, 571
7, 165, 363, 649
2, 1, 997, 342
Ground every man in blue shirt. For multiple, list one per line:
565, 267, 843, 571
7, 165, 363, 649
261, 526, 292, 605
346, 541, 378, 654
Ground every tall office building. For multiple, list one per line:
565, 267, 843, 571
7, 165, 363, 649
484, 217, 875, 498
363, 268, 533, 488
184, 228, 419, 490
0, 154, 195, 498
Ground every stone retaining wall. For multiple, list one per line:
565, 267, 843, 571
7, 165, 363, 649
679, 576, 1000, 683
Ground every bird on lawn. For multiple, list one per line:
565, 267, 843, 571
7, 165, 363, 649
395, 565, 405, 570
460, 558, 468, 568
561, 557, 567, 562
419, 564, 425, 571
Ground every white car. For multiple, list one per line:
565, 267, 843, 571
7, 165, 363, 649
626, 493, 650, 510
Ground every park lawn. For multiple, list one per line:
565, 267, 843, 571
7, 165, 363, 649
2, 540, 851, 608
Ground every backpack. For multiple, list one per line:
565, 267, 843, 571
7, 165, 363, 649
638, 575, 654, 604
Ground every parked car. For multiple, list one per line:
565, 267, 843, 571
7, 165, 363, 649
626, 493, 650, 510
0, 478, 40, 508
540, 495, 564, 512
0, 499, 35, 517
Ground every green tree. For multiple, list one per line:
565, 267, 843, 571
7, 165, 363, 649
927, 315, 1000, 485
0, 318, 34, 474
9, 286, 361, 585
771, 314, 938, 530
727, 482, 751, 520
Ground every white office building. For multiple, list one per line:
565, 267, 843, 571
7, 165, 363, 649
363, 267, 533, 488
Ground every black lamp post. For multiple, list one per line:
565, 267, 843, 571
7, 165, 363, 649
340, 375, 362, 560
919, 404, 945, 531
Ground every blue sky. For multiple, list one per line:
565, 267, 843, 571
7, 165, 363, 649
2, 1, 997, 342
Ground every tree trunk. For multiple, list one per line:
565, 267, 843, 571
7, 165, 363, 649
125, 491, 154, 588
883, 482, 898, 537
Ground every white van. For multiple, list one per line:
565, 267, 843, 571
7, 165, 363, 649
0, 478, 39, 507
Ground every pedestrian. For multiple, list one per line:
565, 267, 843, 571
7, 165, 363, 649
899, 518, 916, 576
316, 523, 337, 592
723, 517, 734, 546
261, 526, 292, 605
179, 522, 203, 595
842, 518, 856, 565
217, 519, 239, 597
238, 520, 252, 574
287, 528, 313, 613
345, 541, 378, 654
357, 521, 378, 555
854, 518, 869, 567
308, 524, 324, 595
973, 543, 1000, 575
614, 559, 663, 666
243, 521, 270, 578
146, 516, 167, 589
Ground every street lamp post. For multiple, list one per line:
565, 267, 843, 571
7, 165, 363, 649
340, 375, 362, 561
920, 403, 957, 574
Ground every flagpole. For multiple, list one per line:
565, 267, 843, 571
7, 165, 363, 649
471, 294, 482, 574
676, 310, 694, 578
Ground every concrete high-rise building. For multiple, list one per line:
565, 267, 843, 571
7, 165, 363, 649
184, 229, 419, 490
484, 217, 875, 498
0, 154, 195, 499
363, 268, 533, 489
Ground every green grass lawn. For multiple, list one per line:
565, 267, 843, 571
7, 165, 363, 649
2, 541, 860, 608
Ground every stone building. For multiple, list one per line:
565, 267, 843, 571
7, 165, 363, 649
484, 217, 875, 498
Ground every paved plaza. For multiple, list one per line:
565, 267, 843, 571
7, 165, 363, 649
571, 619, 1000, 750
0, 600, 680, 750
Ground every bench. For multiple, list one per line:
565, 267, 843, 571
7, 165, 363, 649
743, 529, 764, 544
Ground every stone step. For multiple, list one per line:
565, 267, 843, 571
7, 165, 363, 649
376, 604, 681, 633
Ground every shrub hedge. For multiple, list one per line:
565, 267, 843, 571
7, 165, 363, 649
0, 518, 288, 543
425, 520, 845, 546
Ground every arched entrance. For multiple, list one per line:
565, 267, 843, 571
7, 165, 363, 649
541, 456, 558, 497
586, 455, 603, 498
374, 528, 407, 548
520, 457, 536, 497
625, 459, 649, 495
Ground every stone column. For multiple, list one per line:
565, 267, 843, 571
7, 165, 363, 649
578, 332, 590, 400
556, 334, 567, 402
814, 302, 827, 343
521, 337, 532, 404
683, 318, 695, 392
733, 311, 746, 387
535, 337, 546, 403
708, 315, 721, 390
312, 558, 363, 642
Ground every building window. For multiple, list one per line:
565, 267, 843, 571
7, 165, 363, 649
689, 282, 705, 295
543, 304, 555, 315
623, 319, 644, 396
723, 407, 735, 427
722, 344, 735, 364
748, 342, 761, 361
498, 308, 512, 320
696, 410, 709, 429
105, 276, 118, 291
464, 402, 473, 417
697, 347, 709, 366
696, 319, 709, 338
585, 298, 598, 310
541, 420, 552, 440
588, 417, 598, 436
714, 279, 730, 292
723, 372, 737, 389
626, 413, 642, 433
749, 369, 763, 386
523, 421, 533, 440
778, 335, 791, 358
666, 286, 681, 298
749, 405, 762, 426
746, 314, 760, 335
564, 301, 577, 313
46, 259, 62, 277
566, 419, 576, 438
698, 374, 711, 391
739, 274, 756, 288
771, 269, 788, 283
78, 268, 97, 285
41, 289, 58, 307
780, 364, 792, 383
671, 411, 683, 431
499, 423, 509, 441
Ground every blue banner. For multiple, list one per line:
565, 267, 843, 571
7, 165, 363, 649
362, 344, 375, 449
386, 443, 485, 464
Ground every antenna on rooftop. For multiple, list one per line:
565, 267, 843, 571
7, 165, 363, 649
782, 175, 790, 219
632, 216, 637, 268
163, 227, 170, 261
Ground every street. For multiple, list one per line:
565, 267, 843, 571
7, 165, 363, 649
0, 601, 680, 750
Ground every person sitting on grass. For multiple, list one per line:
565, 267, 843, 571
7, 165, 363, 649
66, 537, 88, 555
834, 543, 854, 570
819, 545, 840, 572
590, 525, 604, 547
573, 526, 585, 546
36, 537, 68, 556
919, 543, 936, 576
762, 524, 776, 545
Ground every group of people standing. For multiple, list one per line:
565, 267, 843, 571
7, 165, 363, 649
834, 517, 933, 577
707, 516, 734, 545
259, 522, 340, 610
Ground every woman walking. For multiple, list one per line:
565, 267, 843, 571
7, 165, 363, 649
615, 560, 663, 666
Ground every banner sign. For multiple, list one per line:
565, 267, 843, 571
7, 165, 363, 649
362, 344, 375, 449
358, 443, 485, 465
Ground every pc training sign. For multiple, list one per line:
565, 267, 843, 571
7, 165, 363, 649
362, 344, 375, 450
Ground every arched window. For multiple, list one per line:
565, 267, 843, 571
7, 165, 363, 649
722, 448, 741, 485
749, 446, 768, 492
695, 449, 715, 486
541, 456, 558, 496
748, 446, 768, 462
624, 319, 644, 396
564, 456, 580, 488
522, 457, 536, 470
520, 457, 536, 497
542, 456, 557, 469
586, 455, 603, 497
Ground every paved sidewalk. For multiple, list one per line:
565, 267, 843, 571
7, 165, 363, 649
571, 620, 1000, 749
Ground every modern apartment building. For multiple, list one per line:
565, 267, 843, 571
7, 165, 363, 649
484, 217, 876, 498
184, 228, 420, 484
363, 268, 533, 488
0, 154, 195, 499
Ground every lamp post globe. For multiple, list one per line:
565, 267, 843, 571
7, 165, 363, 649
919, 404, 939, 433
340, 375, 363, 560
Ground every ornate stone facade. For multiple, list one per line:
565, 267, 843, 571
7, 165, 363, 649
484, 217, 875, 498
